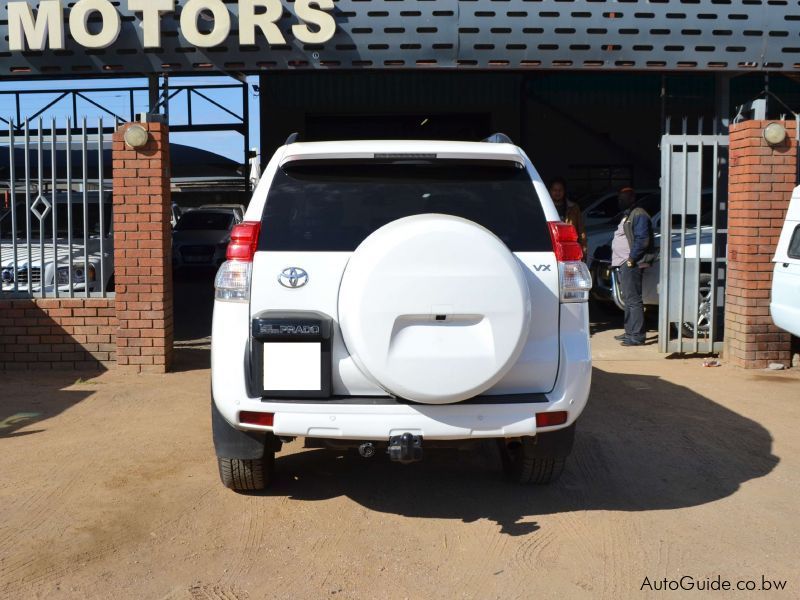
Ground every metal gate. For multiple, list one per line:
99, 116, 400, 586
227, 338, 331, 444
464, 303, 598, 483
1, 119, 112, 299
658, 123, 729, 354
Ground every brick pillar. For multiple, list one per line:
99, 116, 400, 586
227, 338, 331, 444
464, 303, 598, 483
725, 119, 796, 369
112, 121, 173, 373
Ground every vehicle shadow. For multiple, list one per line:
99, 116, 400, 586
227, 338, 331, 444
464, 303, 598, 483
266, 366, 778, 535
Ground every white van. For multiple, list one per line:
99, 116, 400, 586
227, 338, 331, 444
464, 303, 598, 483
771, 186, 800, 337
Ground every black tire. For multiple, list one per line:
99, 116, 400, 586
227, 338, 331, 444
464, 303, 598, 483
498, 425, 575, 485
681, 273, 713, 338
217, 452, 275, 492
499, 438, 565, 484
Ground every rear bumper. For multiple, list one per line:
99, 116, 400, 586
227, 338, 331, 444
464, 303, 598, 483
260, 397, 548, 440
211, 302, 591, 441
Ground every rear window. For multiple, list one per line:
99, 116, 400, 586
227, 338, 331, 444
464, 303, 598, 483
258, 161, 551, 252
789, 225, 800, 260
175, 211, 233, 231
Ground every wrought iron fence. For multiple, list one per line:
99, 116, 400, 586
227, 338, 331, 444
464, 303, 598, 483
1, 118, 113, 299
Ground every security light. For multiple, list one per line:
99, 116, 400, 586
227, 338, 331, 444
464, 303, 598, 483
124, 124, 149, 149
763, 122, 787, 146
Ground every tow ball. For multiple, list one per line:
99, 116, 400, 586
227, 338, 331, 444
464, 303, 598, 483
387, 433, 423, 464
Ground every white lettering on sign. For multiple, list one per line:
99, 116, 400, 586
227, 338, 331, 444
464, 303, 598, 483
180, 0, 232, 48
128, 0, 175, 48
69, 0, 122, 49
8, 0, 65, 51
239, 0, 285, 46
6, 0, 337, 52
292, 0, 336, 45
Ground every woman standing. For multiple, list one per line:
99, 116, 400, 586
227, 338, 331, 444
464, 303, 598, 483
549, 177, 587, 260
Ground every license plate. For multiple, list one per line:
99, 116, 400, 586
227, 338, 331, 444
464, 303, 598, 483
263, 342, 321, 391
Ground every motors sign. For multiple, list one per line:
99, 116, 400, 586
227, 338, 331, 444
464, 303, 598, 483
0, 0, 796, 75
7, 0, 335, 51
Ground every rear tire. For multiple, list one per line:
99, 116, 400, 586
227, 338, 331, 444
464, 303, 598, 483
498, 425, 575, 485
218, 452, 275, 492
499, 438, 565, 484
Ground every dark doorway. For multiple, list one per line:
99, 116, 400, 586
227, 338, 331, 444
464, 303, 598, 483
305, 113, 492, 142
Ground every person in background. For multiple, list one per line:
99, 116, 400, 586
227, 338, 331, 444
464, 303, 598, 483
549, 177, 587, 260
611, 187, 656, 346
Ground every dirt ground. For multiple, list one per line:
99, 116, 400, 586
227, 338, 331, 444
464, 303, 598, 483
2, 299, 800, 599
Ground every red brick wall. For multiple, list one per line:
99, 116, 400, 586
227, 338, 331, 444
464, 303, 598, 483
0, 299, 117, 369
726, 119, 796, 369
112, 122, 174, 373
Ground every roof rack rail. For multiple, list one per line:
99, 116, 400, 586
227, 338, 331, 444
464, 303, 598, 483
482, 133, 514, 144
285, 132, 300, 145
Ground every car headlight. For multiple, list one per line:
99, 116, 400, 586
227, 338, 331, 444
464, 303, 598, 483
57, 264, 96, 285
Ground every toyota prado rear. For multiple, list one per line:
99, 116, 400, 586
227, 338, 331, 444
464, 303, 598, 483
210, 137, 592, 491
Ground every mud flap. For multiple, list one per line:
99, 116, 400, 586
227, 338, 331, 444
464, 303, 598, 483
211, 397, 280, 460
532, 423, 576, 459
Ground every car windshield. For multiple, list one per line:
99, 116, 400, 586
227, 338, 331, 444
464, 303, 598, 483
175, 212, 234, 231
259, 160, 551, 252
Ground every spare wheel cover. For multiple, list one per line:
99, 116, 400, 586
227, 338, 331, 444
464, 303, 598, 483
338, 214, 531, 405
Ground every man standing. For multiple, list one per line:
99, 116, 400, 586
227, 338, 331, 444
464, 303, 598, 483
549, 177, 588, 259
611, 187, 656, 346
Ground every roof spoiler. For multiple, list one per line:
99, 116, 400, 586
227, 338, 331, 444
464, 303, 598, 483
482, 133, 514, 144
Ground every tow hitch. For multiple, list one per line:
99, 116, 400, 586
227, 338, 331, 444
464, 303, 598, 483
388, 433, 423, 464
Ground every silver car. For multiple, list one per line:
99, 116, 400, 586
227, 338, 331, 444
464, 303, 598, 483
172, 207, 242, 270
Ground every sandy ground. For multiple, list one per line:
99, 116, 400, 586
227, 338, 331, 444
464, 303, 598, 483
2, 297, 800, 599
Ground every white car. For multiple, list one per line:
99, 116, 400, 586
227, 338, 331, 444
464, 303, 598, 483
771, 186, 800, 337
1, 192, 114, 294
210, 137, 593, 491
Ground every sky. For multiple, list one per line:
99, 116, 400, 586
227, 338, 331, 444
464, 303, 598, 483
0, 75, 261, 162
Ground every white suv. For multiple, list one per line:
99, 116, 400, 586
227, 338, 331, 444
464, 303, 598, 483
211, 137, 592, 491
771, 185, 800, 337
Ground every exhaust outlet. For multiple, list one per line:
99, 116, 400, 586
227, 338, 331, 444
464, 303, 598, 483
358, 442, 376, 458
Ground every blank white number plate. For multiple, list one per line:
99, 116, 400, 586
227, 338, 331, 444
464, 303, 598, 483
263, 342, 321, 391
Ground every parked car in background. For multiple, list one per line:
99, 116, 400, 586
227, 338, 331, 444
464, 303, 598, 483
771, 186, 800, 337
585, 193, 661, 264
1, 192, 114, 294
199, 204, 246, 221
171, 202, 183, 228
172, 207, 242, 270
581, 188, 658, 229
589, 191, 715, 336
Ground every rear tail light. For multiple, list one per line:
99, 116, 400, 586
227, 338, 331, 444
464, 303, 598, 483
548, 222, 583, 262
227, 222, 261, 262
536, 411, 568, 428
215, 261, 251, 302
548, 221, 592, 303
239, 411, 274, 427
215, 221, 261, 303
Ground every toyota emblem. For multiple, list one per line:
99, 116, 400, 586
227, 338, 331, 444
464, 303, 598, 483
278, 267, 309, 289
